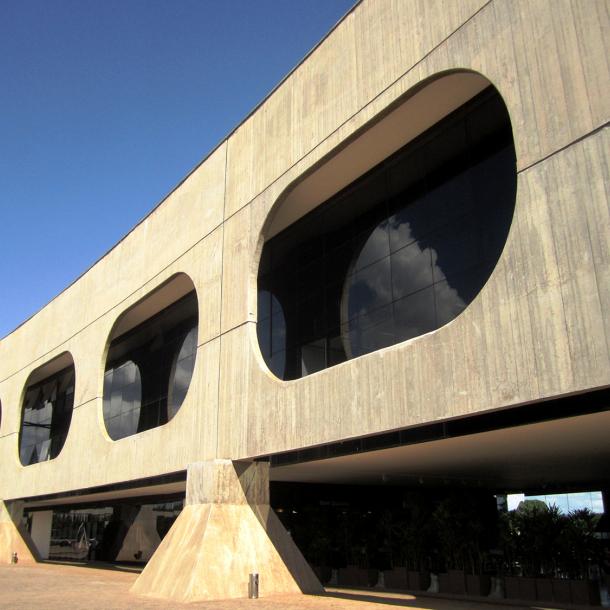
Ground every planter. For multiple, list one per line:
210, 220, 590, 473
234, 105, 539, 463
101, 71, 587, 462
408, 570, 430, 591
338, 566, 370, 587
383, 567, 408, 589
438, 572, 451, 593
535, 578, 553, 602
466, 574, 491, 596
328, 568, 339, 586
374, 571, 385, 588
518, 577, 537, 601
427, 573, 440, 593
504, 576, 520, 600
313, 566, 332, 585
367, 569, 379, 588
448, 570, 466, 594
504, 576, 537, 601
488, 576, 504, 599
551, 578, 572, 603
570, 580, 600, 606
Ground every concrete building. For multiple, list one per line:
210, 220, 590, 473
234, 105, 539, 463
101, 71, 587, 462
1, 0, 608, 603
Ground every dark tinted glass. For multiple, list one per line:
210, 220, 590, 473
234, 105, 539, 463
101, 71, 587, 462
19, 364, 75, 465
38, 498, 183, 563
258, 87, 516, 380
103, 292, 198, 440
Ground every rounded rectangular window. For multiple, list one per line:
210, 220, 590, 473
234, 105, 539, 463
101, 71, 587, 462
103, 284, 198, 441
19, 355, 75, 466
257, 85, 516, 380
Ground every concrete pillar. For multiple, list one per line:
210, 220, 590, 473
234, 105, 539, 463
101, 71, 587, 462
115, 505, 161, 563
601, 488, 609, 516
131, 459, 322, 602
30, 510, 53, 560
0, 500, 39, 564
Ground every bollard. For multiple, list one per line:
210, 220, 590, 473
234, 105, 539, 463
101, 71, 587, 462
248, 573, 259, 599
11, 552, 18, 564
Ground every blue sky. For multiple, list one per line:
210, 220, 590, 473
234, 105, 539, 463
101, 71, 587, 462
0, 0, 355, 338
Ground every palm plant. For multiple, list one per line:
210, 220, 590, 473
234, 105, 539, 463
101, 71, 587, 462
559, 508, 602, 580
509, 501, 564, 577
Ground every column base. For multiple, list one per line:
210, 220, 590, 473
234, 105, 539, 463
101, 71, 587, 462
0, 501, 39, 564
131, 460, 322, 601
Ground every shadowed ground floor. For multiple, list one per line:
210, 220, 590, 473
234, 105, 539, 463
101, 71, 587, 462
0, 562, 595, 610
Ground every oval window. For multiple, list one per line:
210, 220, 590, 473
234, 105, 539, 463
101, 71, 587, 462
103, 278, 198, 440
257, 85, 516, 380
19, 354, 75, 465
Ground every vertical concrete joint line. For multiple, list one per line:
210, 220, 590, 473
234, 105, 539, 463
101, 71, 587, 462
215, 141, 230, 457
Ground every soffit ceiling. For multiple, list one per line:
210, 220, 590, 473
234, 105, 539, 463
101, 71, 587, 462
270, 410, 610, 493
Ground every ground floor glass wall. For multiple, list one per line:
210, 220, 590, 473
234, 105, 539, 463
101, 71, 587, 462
271, 482, 608, 605
27, 497, 183, 563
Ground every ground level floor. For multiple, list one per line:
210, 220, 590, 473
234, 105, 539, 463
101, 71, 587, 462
15, 482, 608, 607
3, 390, 609, 605
0, 562, 583, 610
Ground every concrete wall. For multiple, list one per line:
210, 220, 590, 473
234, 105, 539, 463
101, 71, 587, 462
0, 0, 608, 500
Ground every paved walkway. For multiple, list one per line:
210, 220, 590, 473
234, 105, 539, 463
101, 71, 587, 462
0, 563, 553, 609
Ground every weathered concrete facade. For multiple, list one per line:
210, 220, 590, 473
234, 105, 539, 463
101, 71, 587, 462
0, 0, 608, 600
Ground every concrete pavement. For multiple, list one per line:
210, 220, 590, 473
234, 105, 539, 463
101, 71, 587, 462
0, 563, 557, 610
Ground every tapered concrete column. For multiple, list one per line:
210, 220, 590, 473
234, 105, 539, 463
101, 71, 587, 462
131, 459, 322, 602
30, 510, 53, 559
0, 500, 39, 564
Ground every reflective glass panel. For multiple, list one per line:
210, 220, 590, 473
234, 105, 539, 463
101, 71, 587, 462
258, 87, 516, 380
168, 326, 198, 421
19, 364, 75, 466
104, 291, 198, 440
33, 497, 183, 563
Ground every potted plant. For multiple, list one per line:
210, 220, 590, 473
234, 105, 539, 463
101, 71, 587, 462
505, 500, 563, 601
392, 491, 435, 591
561, 508, 602, 606
432, 491, 495, 595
